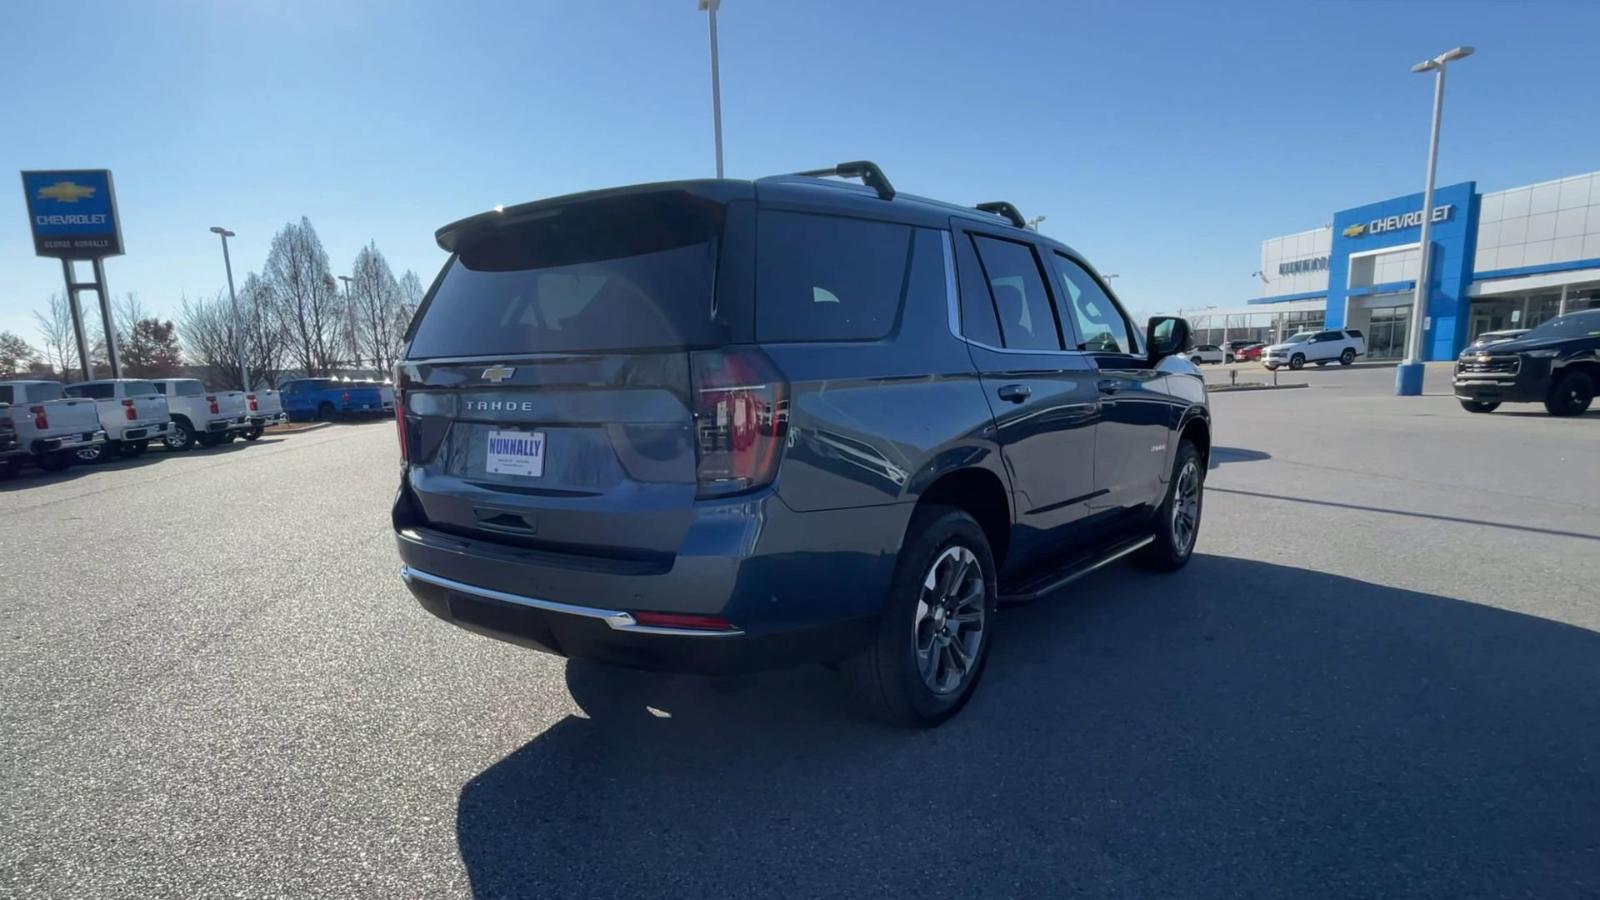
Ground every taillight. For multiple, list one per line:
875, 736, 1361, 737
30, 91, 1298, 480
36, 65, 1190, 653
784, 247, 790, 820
122, 398, 137, 421
690, 348, 788, 498
247, 394, 258, 412
394, 389, 408, 462
207, 395, 219, 415
28, 405, 47, 430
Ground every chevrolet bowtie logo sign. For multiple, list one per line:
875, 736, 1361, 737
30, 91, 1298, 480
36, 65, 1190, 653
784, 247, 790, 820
37, 181, 97, 203
482, 365, 515, 383
1342, 223, 1367, 238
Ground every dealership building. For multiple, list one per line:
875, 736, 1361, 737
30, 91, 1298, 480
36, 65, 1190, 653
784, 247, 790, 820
1189, 169, 1600, 359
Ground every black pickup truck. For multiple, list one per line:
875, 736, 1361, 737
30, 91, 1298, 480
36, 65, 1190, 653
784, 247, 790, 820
1454, 308, 1600, 416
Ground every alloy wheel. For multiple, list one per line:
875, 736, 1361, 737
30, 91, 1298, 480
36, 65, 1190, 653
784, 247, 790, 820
1171, 458, 1201, 555
913, 545, 986, 695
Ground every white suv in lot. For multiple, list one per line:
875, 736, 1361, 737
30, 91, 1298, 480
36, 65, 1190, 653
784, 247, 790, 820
1262, 329, 1366, 370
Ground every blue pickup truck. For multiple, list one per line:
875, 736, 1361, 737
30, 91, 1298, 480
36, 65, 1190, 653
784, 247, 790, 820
278, 378, 387, 422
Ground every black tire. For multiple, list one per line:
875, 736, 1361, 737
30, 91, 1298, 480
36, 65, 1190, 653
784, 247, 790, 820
37, 451, 73, 472
242, 426, 264, 441
1289, 354, 1305, 370
119, 441, 147, 458
1134, 440, 1204, 572
2, 458, 24, 479
1544, 371, 1595, 417
317, 403, 337, 422
1263, 364, 1279, 371
197, 432, 220, 448
844, 505, 998, 727
1340, 348, 1356, 366
1459, 400, 1500, 413
164, 420, 195, 452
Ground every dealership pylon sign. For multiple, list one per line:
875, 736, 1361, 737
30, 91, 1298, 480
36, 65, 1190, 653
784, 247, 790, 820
20, 169, 126, 378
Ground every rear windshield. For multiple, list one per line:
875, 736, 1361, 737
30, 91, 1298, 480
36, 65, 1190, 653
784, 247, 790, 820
126, 381, 159, 396
408, 192, 725, 358
66, 383, 114, 399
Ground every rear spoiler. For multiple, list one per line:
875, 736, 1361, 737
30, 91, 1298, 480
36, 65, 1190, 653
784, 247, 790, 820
434, 179, 753, 252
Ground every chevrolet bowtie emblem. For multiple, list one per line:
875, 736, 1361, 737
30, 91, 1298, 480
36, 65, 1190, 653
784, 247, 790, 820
1342, 223, 1366, 238
38, 181, 96, 203
482, 365, 515, 383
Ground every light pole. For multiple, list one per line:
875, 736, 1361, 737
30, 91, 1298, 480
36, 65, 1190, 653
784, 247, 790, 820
698, 0, 724, 178
210, 226, 247, 389
1025, 214, 1046, 231
338, 275, 356, 370
1396, 45, 1473, 397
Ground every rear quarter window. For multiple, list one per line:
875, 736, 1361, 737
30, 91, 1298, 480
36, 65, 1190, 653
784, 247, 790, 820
755, 211, 932, 343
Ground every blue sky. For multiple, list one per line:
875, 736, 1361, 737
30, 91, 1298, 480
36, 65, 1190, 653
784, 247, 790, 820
3, 0, 1598, 343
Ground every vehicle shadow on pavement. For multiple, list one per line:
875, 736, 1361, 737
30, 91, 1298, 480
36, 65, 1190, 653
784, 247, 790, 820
454, 555, 1600, 898
1208, 446, 1271, 469
0, 439, 285, 491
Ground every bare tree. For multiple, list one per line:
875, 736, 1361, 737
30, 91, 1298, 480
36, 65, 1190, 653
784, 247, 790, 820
398, 269, 425, 338
178, 292, 241, 388
265, 218, 342, 377
350, 242, 406, 378
0, 331, 38, 376
239, 272, 290, 387
33, 294, 81, 380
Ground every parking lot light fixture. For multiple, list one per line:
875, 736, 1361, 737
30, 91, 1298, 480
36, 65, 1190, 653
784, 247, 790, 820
1397, 45, 1473, 397
209, 226, 247, 389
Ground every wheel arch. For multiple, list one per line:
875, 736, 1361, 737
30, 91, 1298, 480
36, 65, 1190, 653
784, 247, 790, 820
1178, 411, 1211, 471
909, 466, 1012, 571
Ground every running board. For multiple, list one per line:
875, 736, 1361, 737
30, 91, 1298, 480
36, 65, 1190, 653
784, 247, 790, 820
998, 534, 1154, 605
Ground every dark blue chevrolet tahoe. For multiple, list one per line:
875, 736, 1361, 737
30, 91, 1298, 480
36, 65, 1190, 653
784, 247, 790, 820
393, 162, 1210, 725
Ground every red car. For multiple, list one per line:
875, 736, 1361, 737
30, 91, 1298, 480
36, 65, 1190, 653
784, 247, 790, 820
1224, 341, 1265, 362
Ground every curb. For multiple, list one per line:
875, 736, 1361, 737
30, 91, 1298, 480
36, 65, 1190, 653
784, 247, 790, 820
1208, 383, 1310, 393
265, 421, 336, 435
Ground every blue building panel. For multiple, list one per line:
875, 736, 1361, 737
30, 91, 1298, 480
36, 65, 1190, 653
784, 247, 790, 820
1324, 181, 1476, 360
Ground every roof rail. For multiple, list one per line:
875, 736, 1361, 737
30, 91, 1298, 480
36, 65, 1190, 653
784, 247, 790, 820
975, 201, 1026, 229
791, 160, 895, 200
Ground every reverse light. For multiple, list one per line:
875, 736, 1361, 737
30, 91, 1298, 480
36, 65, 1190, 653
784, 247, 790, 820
28, 405, 48, 430
689, 348, 789, 499
121, 398, 137, 421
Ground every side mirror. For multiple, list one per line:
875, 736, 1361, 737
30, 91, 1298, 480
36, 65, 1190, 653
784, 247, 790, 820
1146, 316, 1192, 362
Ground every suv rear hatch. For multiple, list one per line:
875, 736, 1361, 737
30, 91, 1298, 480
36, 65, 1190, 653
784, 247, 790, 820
396, 183, 777, 565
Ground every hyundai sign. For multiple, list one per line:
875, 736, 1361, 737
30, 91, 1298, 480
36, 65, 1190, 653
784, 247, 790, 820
20, 169, 123, 258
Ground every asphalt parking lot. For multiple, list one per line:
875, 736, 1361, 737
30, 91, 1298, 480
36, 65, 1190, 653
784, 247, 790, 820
2, 368, 1596, 899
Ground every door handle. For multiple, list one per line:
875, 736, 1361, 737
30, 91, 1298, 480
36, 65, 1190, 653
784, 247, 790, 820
1097, 379, 1121, 395
996, 384, 1031, 403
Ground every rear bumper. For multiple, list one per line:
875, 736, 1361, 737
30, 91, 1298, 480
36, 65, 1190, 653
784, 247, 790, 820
29, 429, 107, 454
392, 485, 906, 675
114, 422, 171, 442
247, 413, 289, 427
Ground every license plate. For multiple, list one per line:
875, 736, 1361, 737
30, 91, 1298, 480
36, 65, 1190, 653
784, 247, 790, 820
486, 430, 545, 478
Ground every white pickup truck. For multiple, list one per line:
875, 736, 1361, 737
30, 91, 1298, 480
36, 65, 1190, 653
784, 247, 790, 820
63, 379, 173, 461
242, 389, 288, 440
0, 380, 107, 474
1261, 328, 1367, 371
150, 378, 249, 451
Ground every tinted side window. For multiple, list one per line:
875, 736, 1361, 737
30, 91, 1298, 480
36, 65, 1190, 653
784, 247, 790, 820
1052, 254, 1132, 354
970, 236, 1061, 351
0, 386, 11, 405
755, 211, 920, 342
177, 381, 205, 397
1345, 329, 1364, 339
152, 382, 168, 395
67, 383, 115, 399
